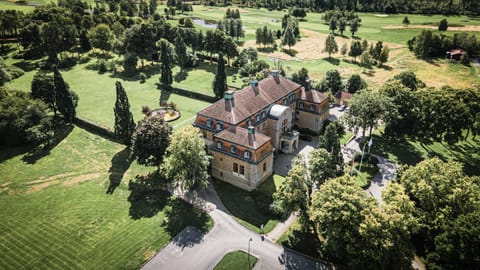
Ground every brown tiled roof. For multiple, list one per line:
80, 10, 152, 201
335, 91, 352, 100
215, 126, 271, 149
299, 88, 328, 104
197, 75, 301, 124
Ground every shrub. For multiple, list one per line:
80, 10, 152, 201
98, 59, 107, 73
353, 152, 379, 166
139, 72, 147, 83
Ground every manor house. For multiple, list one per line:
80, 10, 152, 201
193, 71, 329, 191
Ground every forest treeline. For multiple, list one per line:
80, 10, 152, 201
201, 0, 480, 15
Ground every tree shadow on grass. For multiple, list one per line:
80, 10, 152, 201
158, 87, 172, 103
282, 48, 298, 57
323, 57, 340, 65
369, 134, 423, 165
106, 147, 133, 194
22, 122, 74, 164
280, 227, 321, 258
174, 70, 188, 83
163, 197, 210, 248
127, 173, 169, 220
13, 60, 39, 72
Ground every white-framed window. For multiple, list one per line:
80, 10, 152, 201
216, 121, 223, 131
255, 114, 260, 122
217, 141, 223, 149
299, 102, 304, 109
261, 111, 266, 119
282, 97, 287, 105
230, 145, 237, 154
310, 104, 315, 112
206, 118, 213, 128
244, 151, 251, 159
246, 118, 251, 126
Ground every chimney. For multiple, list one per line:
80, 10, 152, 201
250, 80, 259, 95
224, 90, 234, 111
271, 70, 280, 83
305, 78, 311, 91
248, 126, 255, 146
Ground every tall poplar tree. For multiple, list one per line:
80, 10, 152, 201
324, 34, 338, 59
157, 38, 175, 87
213, 53, 227, 99
53, 66, 77, 122
114, 81, 135, 145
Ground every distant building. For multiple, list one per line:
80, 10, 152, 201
447, 49, 466, 61
193, 71, 329, 190
334, 91, 352, 106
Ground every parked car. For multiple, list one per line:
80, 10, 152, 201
339, 105, 347, 111
329, 103, 335, 108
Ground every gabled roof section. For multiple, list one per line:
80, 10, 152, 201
197, 75, 301, 125
335, 91, 352, 100
215, 126, 271, 149
299, 88, 329, 104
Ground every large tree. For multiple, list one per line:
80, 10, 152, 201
174, 34, 189, 70
324, 34, 338, 59
349, 40, 363, 62
308, 148, 335, 186
213, 53, 227, 99
31, 72, 56, 115
53, 67, 77, 122
345, 89, 394, 137
114, 81, 135, 145
309, 176, 417, 269
323, 69, 343, 94
157, 38, 175, 87
400, 158, 480, 269
161, 126, 211, 190
318, 123, 343, 170
272, 156, 311, 227
131, 116, 172, 170
87, 24, 114, 54
282, 19, 297, 50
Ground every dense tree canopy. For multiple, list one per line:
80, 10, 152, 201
161, 126, 211, 191
400, 158, 480, 269
309, 176, 417, 269
131, 116, 172, 169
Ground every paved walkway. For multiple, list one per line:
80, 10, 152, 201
342, 135, 397, 202
266, 212, 299, 242
142, 183, 332, 270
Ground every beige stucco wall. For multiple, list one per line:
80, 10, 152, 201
296, 110, 327, 133
211, 151, 273, 191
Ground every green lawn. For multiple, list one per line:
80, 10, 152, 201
370, 130, 480, 176
7, 61, 212, 129
0, 126, 212, 270
340, 131, 354, 145
277, 220, 321, 258
214, 251, 257, 270
213, 174, 285, 233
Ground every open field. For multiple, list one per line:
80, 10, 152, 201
184, 6, 480, 89
213, 174, 285, 233
0, 126, 212, 270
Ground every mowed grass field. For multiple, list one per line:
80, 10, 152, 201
0, 126, 212, 270
184, 5, 480, 89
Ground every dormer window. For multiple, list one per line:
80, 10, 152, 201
310, 104, 315, 112
261, 111, 266, 119
246, 118, 251, 126
206, 118, 213, 128
216, 122, 223, 131
230, 145, 237, 154
255, 114, 260, 122
244, 151, 251, 159
282, 97, 287, 105
217, 141, 223, 149
299, 102, 304, 109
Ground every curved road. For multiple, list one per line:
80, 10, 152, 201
142, 184, 332, 270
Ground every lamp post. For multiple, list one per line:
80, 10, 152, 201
248, 238, 253, 268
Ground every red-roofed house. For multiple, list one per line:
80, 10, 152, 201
334, 91, 352, 106
193, 71, 329, 190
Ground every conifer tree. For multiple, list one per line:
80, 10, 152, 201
213, 53, 227, 99
114, 81, 135, 145
174, 34, 189, 70
53, 66, 77, 122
